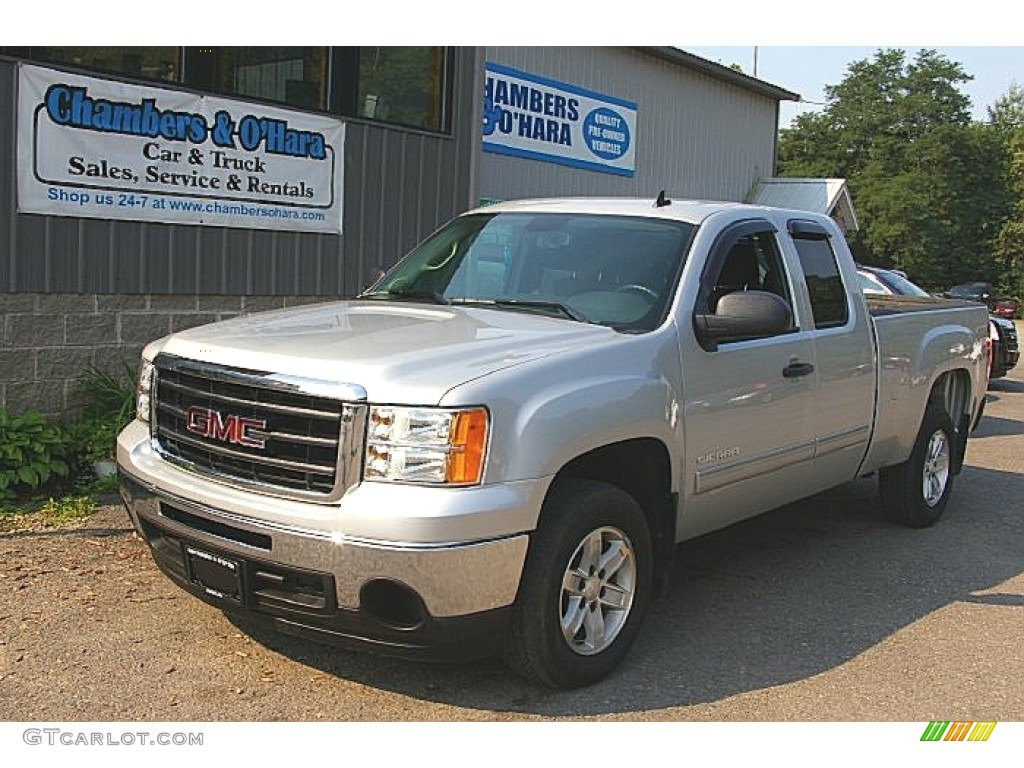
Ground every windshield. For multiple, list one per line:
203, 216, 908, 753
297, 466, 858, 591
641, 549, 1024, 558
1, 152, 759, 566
880, 269, 931, 297
859, 267, 931, 298
363, 212, 696, 332
858, 270, 892, 295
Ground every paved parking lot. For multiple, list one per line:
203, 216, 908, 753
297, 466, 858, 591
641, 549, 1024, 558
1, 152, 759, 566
1, 346, 1022, 722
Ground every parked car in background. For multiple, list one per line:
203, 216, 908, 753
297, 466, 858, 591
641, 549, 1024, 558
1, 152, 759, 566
988, 315, 1021, 378
946, 281, 1021, 319
859, 266, 1019, 380
857, 265, 931, 300
990, 298, 1021, 320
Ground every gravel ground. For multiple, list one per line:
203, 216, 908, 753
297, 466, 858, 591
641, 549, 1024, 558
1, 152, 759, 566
3, 482, 1021, 723
1, 502, 610, 721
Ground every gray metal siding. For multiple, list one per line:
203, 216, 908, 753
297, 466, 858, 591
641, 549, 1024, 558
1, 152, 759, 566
479, 47, 780, 203
0, 49, 478, 296
0, 60, 16, 293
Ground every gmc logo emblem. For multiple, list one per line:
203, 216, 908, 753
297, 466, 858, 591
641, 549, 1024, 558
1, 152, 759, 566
185, 406, 267, 449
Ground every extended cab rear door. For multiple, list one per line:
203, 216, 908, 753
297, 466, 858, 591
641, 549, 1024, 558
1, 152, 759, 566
783, 219, 875, 488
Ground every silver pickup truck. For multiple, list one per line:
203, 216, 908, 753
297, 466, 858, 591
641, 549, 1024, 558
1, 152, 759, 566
117, 196, 990, 688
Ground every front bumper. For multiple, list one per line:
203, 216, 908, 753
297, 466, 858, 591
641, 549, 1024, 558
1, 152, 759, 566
991, 339, 1020, 379
117, 422, 543, 660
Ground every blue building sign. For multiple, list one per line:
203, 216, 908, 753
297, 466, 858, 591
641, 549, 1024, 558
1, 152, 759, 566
482, 62, 637, 177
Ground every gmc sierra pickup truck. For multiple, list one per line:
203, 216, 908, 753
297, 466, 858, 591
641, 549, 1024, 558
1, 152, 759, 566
118, 196, 990, 688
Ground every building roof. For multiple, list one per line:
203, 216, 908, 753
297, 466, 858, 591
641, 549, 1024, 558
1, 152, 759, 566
634, 47, 801, 103
747, 177, 859, 231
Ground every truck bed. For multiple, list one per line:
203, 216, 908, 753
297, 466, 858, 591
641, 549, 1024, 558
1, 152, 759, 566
860, 296, 989, 475
865, 294, 983, 316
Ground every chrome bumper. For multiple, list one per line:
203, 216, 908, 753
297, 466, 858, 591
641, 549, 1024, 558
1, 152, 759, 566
119, 471, 529, 618
116, 420, 543, 622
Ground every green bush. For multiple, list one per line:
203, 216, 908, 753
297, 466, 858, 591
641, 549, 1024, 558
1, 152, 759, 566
65, 416, 122, 465
76, 363, 137, 426
67, 363, 138, 463
0, 409, 70, 502
1, 364, 136, 512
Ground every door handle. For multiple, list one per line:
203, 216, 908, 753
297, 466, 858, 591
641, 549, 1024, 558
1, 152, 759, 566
783, 361, 815, 378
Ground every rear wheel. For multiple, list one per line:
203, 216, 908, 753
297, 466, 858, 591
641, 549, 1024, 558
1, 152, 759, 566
503, 479, 652, 688
879, 404, 955, 528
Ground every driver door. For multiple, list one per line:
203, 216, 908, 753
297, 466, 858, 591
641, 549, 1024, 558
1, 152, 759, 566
677, 219, 818, 540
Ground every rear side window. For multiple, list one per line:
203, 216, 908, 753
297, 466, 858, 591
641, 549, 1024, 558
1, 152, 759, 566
791, 227, 849, 329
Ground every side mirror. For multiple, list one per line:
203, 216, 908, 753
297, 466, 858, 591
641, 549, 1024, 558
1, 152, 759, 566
694, 290, 794, 350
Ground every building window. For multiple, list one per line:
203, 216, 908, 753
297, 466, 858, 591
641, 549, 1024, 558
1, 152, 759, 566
212, 47, 329, 111
22, 46, 179, 83
354, 47, 448, 131
7, 46, 451, 133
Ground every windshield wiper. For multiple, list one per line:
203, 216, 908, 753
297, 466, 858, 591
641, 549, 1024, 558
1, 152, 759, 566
450, 298, 589, 323
358, 287, 451, 305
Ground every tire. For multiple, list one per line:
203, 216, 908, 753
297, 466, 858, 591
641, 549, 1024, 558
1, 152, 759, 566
879, 403, 956, 528
503, 479, 653, 689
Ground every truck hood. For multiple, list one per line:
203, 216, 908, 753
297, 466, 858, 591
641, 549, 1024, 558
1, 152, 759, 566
155, 300, 620, 404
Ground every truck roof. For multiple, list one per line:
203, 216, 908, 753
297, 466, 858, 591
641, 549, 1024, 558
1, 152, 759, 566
468, 196, 768, 225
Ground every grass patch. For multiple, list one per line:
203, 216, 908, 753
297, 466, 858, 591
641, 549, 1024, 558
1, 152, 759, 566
0, 495, 98, 533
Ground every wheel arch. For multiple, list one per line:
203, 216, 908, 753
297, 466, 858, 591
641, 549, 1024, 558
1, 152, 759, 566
546, 438, 677, 594
928, 367, 973, 474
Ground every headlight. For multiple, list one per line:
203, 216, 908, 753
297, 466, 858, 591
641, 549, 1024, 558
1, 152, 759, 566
365, 406, 488, 485
136, 358, 155, 424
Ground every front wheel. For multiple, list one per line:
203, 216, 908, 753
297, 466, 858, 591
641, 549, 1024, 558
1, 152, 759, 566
879, 404, 956, 528
503, 479, 653, 688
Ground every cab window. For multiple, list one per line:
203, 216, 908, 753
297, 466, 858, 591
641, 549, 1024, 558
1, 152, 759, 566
791, 232, 849, 329
697, 228, 794, 333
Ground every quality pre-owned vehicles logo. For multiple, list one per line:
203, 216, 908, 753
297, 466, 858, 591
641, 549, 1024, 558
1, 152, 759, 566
186, 406, 267, 449
481, 62, 637, 177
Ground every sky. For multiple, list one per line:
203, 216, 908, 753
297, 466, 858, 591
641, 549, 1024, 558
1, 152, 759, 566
681, 46, 1024, 127
14, 2, 1023, 134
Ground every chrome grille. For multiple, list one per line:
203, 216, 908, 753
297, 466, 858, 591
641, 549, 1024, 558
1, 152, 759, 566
152, 355, 367, 501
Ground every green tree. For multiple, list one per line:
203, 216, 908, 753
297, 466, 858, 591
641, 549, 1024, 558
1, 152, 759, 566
778, 49, 1009, 290
987, 81, 1024, 131
989, 83, 1024, 298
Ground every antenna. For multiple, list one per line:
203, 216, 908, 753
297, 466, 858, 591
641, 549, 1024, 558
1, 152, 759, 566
655, 190, 672, 208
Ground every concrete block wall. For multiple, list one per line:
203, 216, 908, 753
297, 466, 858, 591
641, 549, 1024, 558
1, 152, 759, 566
0, 293, 334, 421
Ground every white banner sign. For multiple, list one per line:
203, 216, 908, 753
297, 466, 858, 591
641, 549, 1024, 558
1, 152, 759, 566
17, 63, 344, 233
482, 62, 637, 177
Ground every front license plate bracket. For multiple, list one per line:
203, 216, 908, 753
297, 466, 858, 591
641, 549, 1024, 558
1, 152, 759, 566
186, 546, 243, 605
